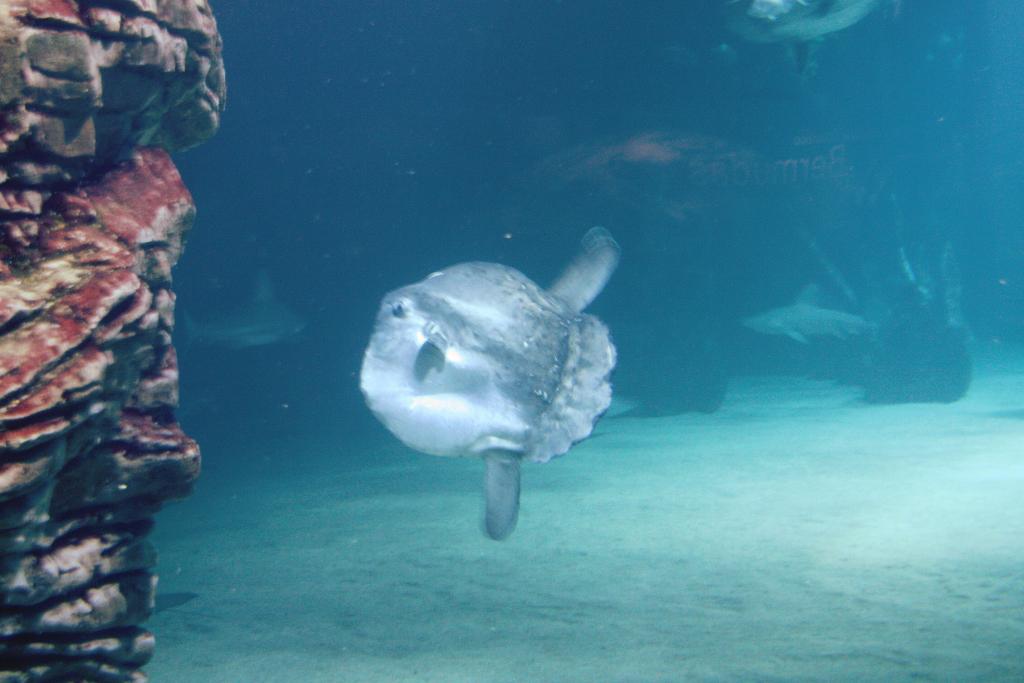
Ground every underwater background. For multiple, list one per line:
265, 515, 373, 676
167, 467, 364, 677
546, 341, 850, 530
151, 1, 1023, 680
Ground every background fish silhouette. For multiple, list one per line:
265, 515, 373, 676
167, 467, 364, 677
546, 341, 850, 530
180, 270, 307, 349
742, 284, 875, 344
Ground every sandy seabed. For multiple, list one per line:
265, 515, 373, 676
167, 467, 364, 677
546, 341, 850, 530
148, 345, 1024, 682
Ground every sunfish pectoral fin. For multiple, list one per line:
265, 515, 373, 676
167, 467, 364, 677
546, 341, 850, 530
548, 226, 620, 313
482, 452, 521, 541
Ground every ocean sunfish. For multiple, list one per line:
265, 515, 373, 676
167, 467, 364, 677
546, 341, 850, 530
360, 228, 620, 540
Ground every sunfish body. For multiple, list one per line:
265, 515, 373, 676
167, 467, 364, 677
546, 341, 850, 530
742, 285, 874, 344
360, 228, 619, 540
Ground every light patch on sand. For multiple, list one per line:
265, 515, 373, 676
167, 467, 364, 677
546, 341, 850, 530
149, 348, 1024, 682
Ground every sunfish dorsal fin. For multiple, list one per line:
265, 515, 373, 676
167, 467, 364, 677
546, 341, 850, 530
548, 227, 620, 313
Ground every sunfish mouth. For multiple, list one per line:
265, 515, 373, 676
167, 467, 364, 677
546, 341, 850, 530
413, 337, 446, 382
411, 321, 451, 385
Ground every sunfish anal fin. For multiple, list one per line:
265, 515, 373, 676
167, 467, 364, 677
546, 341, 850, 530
483, 452, 520, 541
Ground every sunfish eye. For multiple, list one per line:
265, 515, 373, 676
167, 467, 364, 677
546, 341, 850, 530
391, 302, 407, 318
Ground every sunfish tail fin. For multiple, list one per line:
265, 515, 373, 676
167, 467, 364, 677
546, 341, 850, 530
548, 226, 620, 313
483, 452, 521, 541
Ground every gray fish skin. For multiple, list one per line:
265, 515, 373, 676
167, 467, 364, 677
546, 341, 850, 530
360, 228, 619, 539
361, 261, 615, 461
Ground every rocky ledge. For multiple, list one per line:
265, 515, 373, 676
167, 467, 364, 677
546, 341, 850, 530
0, 1, 224, 681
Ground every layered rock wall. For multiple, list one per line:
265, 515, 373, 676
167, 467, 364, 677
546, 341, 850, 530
0, 1, 224, 680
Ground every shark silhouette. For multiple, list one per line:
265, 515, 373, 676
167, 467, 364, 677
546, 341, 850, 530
180, 270, 307, 349
742, 285, 874, 344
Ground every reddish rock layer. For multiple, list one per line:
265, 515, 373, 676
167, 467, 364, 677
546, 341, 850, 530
1, 147, 199, 682
0, 1, 224, 680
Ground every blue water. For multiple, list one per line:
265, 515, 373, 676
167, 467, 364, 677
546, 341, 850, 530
157, 1, 1024, 680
